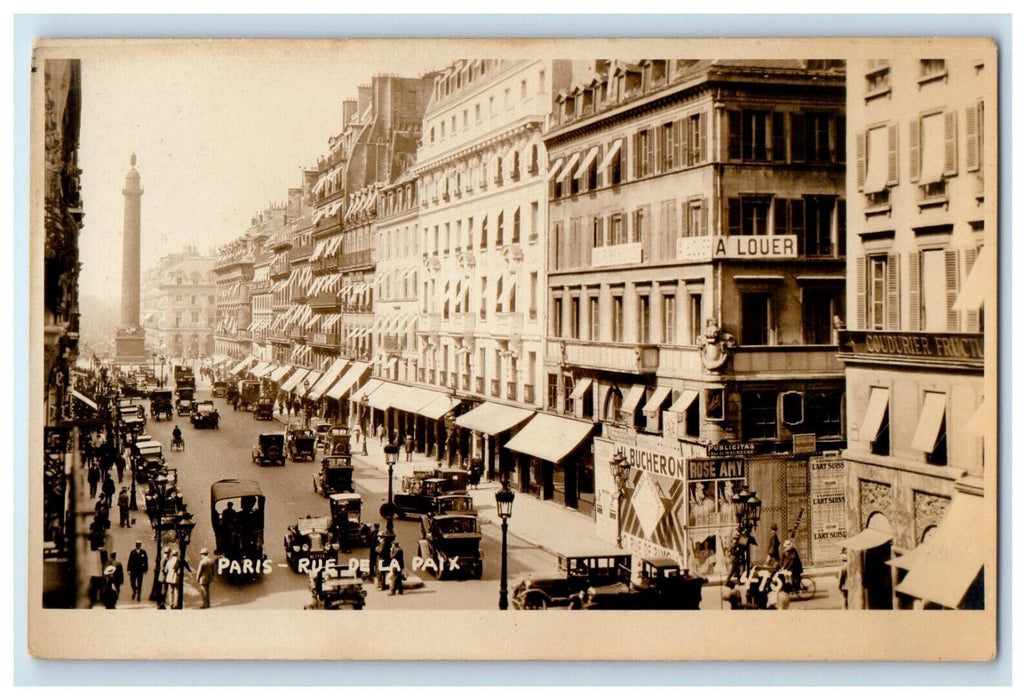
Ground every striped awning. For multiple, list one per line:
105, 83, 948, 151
326, 362, 370, 401
280, 367, 311, 392
268, 364, 293, 383
307, 358, 350, 400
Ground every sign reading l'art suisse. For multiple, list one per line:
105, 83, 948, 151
677, 235, 799, 261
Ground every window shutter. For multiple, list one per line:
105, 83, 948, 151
836, 198, 847, 256
965, 105, 980, 172
618, 136, 627, 184
908, 252, 921, 330
772, 112, 786, 161
773, 198, 789, 236
856, 256, 867, 329
699, 112, 707, 162
856, 133, 867, 191
727, 197, 741, 236
964, 248, 980, 330
944, 110, 958, 177
887, 123, 899, 186
651, 126, 661, 174
790, 113, 806, 163
641, 207, 653, 262
835, 114, 847, 164
887, 253, 900, 330
790, 199, 805, 252
675, 118, 686, 168
909, 119, 921, 182
701, 198, 708, 236
727, 110, 741, 160
945, 249, 960, 331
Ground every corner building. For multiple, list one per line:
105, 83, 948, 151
839, 54, 993, 609
543, 60, 848, 573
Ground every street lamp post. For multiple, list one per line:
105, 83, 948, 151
147, 478, 169, 606
609, 454, 631, 549
731, 488, 762, 580
383, 443, 399, 536
495, 481, 515, 610
359, 395, 370, 455
173, 511, 196, 610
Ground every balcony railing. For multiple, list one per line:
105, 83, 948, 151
309, 291, 340, 310
444, 312, 477, 335
492, 312, 523, 338
418, 314, 441, 334
290, 325, 308, 341
267, 331, 291, 344
307, 332, 339, 349
490, 379, 500, 397
289, 243, 313, 262
506, 381, 517, 401
546, 338, 660, 374
312, 257, 339, 274
251, 280, 271, 294
382, 335, 405, 353
523, 383, 535, 404
270, 260, 291, 278
338, 249, 373, 270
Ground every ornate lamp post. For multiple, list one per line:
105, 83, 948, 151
147, 478, 169, 606
731, 488, 762, 578
302, 379, 311, 428
173, 511, 196, 610
495, 481, 515, 610
359, 395, 369, 437
382, 443, 399, 536
609, 453, 631, 549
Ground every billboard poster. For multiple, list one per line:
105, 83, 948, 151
809, 455, 848, 564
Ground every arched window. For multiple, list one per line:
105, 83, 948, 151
495, 157, 503, 184
529, 145, 539, 175
604, 386, 623, 422
512, 150, 521, 181
513, 207, 521, 243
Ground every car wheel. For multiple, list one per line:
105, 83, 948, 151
352, 602, 364, 610
522, 592, 547, 610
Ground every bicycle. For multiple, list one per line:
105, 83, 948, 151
771, 569, 816, 601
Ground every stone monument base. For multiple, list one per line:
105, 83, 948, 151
114, 328, 148, 363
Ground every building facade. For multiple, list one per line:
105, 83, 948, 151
542, 59, 848, 572
141, 246, 217, 362
839, 55, 992, 609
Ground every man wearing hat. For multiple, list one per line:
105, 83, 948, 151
764, 524, 781, 566
157, 546, 171, 609
196, 547, 215, 609
388, 541, 405, 596
127, 540, 149, 601
101, 564, 120, 609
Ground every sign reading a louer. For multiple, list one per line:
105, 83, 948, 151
591, 242, 642, 268
677, 235, 799, 261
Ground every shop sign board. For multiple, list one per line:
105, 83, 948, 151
838, 330, 984, 364
706, 442, 756, 458
808, 455, 847, 564
677, 235, 799, 262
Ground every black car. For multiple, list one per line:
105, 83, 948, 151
288, 429, 317, 462
511, 551, 633, 610
313, 456, 354, 497
175, 398, 193, 416
417, 513, 483, 579
252, 433, 285, 466
210, 479, 266, 580
328, 493, 370, 552
149, 390, 173, 421
393, 468, 470, 518
211, 381, 228, 398
254, 397, 275, 420
283, 515, 338, 573
191, 401, 220, 429
583, 557, 705, 610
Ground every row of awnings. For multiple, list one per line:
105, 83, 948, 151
548, 138, 622, 182
307, 272, 342, 297
311, 199, 343, 226
229, 355, 256, 376
371, 266, 418, 288
247, 318, 272, 334
859, 386, 986, 453
372, 313, 419, 334
344, 186, 380, 221
311, 235, 343, 262
564, 379, 699, 420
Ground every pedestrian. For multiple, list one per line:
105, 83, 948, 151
196, 547, 215, 609
157, 546, 171, 609
101, 564, 120, 609
377, 535, 392, 590
114, 451, 126, 483
404, 432, 414, 462
117, 487, 130, 527
765, 524, 781, 566
778, 540, 803, 592
107, 551, 125, 596
838, 555, 849, 609
127, 540, 148, 601
377, 423, 386, 445
165, 550, 191, 609
388, 541, 405, 596
87, 464, 100, 498
101, 472, 116, 508
470, 460, 481, 489
366, 524, 380, 582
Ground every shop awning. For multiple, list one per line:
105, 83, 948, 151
569, 378, 593, 402
417, 393, 462, 420
619, 385, 647, 417
557, 153, 581, 181
641, 386, 672, 417
573, 146, 599, 180
254, 362, 277, 379
249, 361, 271, 378
268, 365, 293, 383
547, 158, 566, 180
349, 377, 383, 404
229, 355, 255, 376
388, 385, 440, 415
895, 492, 986, 608
368, 381, 411, 411
952, 248, 991, 313
504, 413, 595, 464
297, 371, 323, 396
455, 401, 535, 436
669, 389, 700, 414
307, 358, 349, 399
326, 362, 370, 401
840, 522, 894, 551
910, 392, 947, 453
70, 388, 98, 411
859, 387, 890, 443
600, 138, 623, 170
280, 367, 310, 393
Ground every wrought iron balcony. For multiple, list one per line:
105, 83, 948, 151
546, 338, 660, 374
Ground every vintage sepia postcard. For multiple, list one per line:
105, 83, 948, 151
28, 36, 998, 661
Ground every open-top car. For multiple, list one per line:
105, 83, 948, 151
326, 426, 351, 456
210, 479, 266, 580
211, 380, 228, 398
417, 513, 483, 579
287, 427, 317, 462
328, 493, 370, 552
149, 390, 173, 421
175, 398, 193, 416
306, 562, 366, 610
394, 468, 470, 518
252, 432, 285, 466
511, 550, 633, 610
582, 556, 705, 610
254, 397, 275, 421
313, 456, 354, 497
191, 400, 220, 429
283, 515, 338, 573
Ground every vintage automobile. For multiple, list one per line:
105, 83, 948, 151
254, 397, 275, 421
305, 562, 366, 610
131, 440, 164, 472
328, 492, 370, 552
252, 433, 286, 467
283, 515, 339, 573
582, 557, 706, 610
312, 420, 333, 450
225, 384, 239, 406
432, 493, 475, 515
211, 381, 228, 398
238, 380, 261, 411
417, 513, 483, 580
149, 390, 173, 421
287, 428, 317, 462
326, 426, 351, 456
210, 479, 266, 580
175, 398, 193, 417
511, 550, 634, 610
190, 400, 220, 429
175, 385, 195, 402
313, 456, 354, 497
121, 415, 145, 438
393, 468, 470, 519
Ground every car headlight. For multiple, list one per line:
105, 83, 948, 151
292, 545, 300, 552
330, 542, 339, 550
301, 543, 310, 552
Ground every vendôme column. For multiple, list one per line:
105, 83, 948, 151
114, 152, 147, 362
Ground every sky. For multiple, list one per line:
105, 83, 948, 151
76, 40, 448, 302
